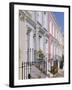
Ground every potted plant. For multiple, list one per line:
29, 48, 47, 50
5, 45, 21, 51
36, 49, 45, 69
37, 49, 45, 60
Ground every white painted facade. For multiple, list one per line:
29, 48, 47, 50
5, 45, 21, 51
19, 10, 64, 79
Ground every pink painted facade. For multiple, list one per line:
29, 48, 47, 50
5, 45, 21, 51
48, 12, 64, 72
48, 12, 58, 65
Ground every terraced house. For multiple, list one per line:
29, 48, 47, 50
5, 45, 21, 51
19, 10, 64, 80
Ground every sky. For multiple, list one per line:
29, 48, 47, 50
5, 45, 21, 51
53, 12, 64, 32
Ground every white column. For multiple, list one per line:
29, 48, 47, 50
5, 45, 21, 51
29, 31, 34, 62
36, 25, 39, 51
40, 36, 44, 51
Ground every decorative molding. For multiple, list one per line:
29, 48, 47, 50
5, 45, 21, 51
26, 17, 36, 29
19, 10, 26, 21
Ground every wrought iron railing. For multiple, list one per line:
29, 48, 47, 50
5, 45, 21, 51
19, 60, 47, 80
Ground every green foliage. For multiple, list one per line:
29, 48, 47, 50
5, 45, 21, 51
50, 65, 58, 75
37, 49, 45, 60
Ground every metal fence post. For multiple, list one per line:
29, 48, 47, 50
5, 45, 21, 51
22, 62, 23, 80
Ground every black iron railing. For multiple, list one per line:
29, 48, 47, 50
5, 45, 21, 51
19, 60, 47, 80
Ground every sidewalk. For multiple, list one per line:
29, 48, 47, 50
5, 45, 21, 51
29, 65, 64, 78
30, 65, 47, 79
